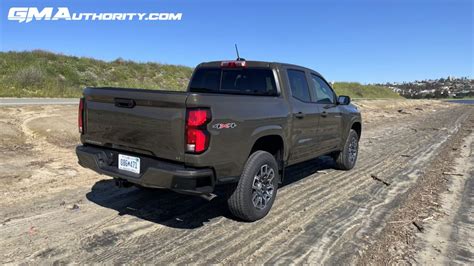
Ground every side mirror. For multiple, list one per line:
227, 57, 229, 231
337, 95, 351, 105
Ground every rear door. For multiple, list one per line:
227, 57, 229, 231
82, 88, 188, 162
309, 74, 343, 152
286, 69, 321, 164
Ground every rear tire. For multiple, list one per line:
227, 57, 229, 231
227, 151, 279, 222
333, 129, 359, 170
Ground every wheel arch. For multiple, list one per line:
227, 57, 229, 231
248, 127, 286, 181
342, 117, 362, 141
250, 135, 285, 159
351, 121, 362, 139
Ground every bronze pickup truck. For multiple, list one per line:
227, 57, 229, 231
76, 59, 362, 221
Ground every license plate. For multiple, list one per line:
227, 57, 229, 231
118, 154, 140, 174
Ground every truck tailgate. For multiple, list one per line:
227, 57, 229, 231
82, 88, 188, 162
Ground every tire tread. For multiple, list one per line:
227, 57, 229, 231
228, 151, 278, 221
334, 129, 359, 170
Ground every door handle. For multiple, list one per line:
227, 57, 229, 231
294, 112, 305, 119
321, 111, 328, 117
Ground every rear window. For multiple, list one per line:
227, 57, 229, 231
287, 69, 311, 102
189, 68, 277, 96
188, 68, 220, 93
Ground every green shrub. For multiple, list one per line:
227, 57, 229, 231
333, 82, 401, 99
14, 65, 45, 88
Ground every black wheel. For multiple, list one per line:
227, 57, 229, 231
227, 151, 279, 222
333, 129, 359, 170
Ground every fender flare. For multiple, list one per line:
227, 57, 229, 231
343, 117, 362, 142
249, 125, 287, 160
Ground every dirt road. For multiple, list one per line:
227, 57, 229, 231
415, 127, 473, 264
0, 100, 472, 264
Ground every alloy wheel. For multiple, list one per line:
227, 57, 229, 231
251, 164, 275, 210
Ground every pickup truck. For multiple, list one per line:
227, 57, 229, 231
76, 60, 362, 221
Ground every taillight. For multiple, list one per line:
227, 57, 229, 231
221, 60, 246, 68
78, 98, 84, 134
186, 109, 211, 153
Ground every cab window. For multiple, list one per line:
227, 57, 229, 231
221, 68, 276, 95
287, 69, 311, 102
189, 67, 277, 96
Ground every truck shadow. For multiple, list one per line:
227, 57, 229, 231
86, 156, 335, 229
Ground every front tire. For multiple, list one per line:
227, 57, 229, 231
227, 151, 279, 222
333, 129, 359, 170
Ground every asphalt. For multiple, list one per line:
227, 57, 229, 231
0, 98, 79, 106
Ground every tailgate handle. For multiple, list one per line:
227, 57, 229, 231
114, 98, 136, 108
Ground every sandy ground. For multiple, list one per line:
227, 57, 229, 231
0, 100, 472, 264
416, 128, 473, 264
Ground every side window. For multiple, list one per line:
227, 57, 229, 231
310, 74, 336, 104
287, 69, 311, 102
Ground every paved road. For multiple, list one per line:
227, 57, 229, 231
0, 98, 79, 106
447, 99, 474, 104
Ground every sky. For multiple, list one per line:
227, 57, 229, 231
1, 0, 472, 83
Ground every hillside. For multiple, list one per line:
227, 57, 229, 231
0, 51, 401, 99
332, 82, 401, 99
0, 51, 193, 97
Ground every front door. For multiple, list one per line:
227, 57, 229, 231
309, 74, 343, 153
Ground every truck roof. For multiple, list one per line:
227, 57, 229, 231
197, 60, 323, 77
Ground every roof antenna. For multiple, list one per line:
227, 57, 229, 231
235, 44, 245, 61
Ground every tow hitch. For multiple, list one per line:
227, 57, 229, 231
115, 179, 133, 188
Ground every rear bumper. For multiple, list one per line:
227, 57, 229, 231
76, 145, 215, 194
